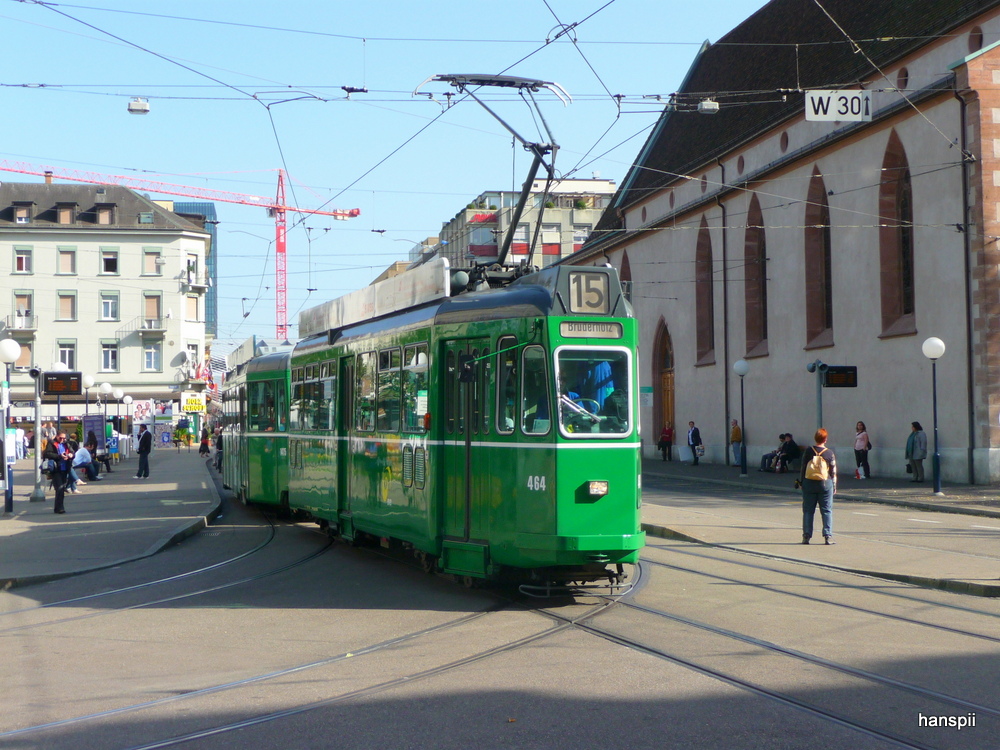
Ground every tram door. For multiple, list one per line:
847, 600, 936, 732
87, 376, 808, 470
442, 338, 490, 542
338, 356, 355, 533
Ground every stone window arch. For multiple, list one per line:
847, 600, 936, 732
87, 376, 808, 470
804, 169, 834, 348
878, 131, 916, 337
695, 217, 715, 365
744, 195, 768, 356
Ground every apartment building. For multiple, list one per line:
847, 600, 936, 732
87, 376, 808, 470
0, 181, 212, 421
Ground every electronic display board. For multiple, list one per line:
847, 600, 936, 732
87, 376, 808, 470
822, 365, 857, 388
43, 372, 83, 396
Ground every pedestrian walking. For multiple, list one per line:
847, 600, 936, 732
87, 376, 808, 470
658, 422, 674, 462
854, 421, 872, 478
799, 428, 837, 545
687, 421, 702, 466
135, 424, 153, 479
905, 421, 927, 482
730, 419, 742, 466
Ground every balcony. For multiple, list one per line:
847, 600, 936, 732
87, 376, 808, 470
117, 315, 167, 339
184, 271, 210, 291
4, 314, 37, 332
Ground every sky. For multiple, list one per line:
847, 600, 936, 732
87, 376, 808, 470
1, 0, 768, 354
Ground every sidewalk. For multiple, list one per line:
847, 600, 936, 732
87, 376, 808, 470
641, 457, 1000, 596
0, 448, 222, 589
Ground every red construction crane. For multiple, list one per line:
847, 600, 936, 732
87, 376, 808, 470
0, 161, 360, 339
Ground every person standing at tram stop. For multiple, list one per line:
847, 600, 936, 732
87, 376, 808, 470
853, 421, 872, 479
687, 421, 703, 466
658, 422, 674, 462
41, 421, 56, 451
42, 432, 74, 514
729, 419, 743, 466
799, 428, 837, 545
906, 421, 927, 483
135, 424, 153, 480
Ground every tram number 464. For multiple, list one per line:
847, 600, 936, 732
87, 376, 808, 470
527, 475, 547, 491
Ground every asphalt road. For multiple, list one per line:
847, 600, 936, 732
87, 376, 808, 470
0, 482, 997, 749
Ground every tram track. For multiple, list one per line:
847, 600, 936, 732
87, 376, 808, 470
642, 540, 1000, 639
0, 594, 615, 749
0, 505, 278, 619
556, 562, 995, 750
0, 522, 333, 636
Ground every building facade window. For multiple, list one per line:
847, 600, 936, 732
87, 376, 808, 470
143, 341, 162, 372
143, 249, 162, 275
695, 218, 715, 364
101, 342, 119, 372
14, 341, 32, 369
744, 196, 769, 356
100, 292, 120, 321
57, 340, 76, 370
804, 170, 834, 348
878, 131, 916, 337
14, 246, 32, 273
14, 292, 32, 326
56, 204, 76, 225
57, 247, 77, 274
57, 292, 77, 321
186, 295, 199, 321
143, 294, 162, 327
100, 248, 119, 274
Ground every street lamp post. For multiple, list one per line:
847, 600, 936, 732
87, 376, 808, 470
122, 395, 133, 459
733, 359, 749, 477
922, 337, 946, 496
99, 383, 113, 446
82, 374, 95, 415
0, 337, 22, 515
113, 389, 124, 420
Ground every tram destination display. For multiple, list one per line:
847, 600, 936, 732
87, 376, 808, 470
822, 365, 857, 388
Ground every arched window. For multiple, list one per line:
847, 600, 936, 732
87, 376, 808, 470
744, 196, 768, 356
804, 169, 834, 347
878, 131, 916, 336
695, 218, 715, 364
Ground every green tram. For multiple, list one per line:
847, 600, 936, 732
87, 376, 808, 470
221, 259, 644, 590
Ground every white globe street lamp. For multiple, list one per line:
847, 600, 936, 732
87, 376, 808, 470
0, 338, 22, 515
921, 337, 946, 495
732, 359, 749, 477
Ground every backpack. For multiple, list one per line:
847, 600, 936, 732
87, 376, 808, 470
804, 447, 830, 481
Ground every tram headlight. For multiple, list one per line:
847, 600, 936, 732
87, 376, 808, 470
588, 480, 609, 497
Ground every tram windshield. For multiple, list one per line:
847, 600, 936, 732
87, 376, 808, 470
555, 347, 631, 437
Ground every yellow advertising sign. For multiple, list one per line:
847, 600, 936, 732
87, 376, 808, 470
181, 391, 206, 413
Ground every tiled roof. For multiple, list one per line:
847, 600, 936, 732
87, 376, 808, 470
594, 0, 1000, 237
0, 182, 206, 232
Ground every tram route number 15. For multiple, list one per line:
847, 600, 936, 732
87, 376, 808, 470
527, 475, 547, 491
568, 271, 610, 314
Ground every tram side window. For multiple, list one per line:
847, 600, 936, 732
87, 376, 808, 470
248, 381, 276, 432
376, 348, 401, 431
290, 368, 303, 431
445, 350, 456, 434
402, 343, 429, 433
320, 371, 336, 430
496, 337, 517, 434
276, 383, 287, 432
355, 352, 376, 432
521, 345, 550, 435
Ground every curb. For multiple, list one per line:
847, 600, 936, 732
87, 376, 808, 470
0, 462, 223, 591
643, 470, 1000, 519
641, 522, 1000, 598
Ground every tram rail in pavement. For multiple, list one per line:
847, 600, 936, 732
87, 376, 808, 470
641, 457, 1000, 597
0, 449, 221, 589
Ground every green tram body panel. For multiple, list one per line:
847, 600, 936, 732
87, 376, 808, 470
222, 265, 645, 579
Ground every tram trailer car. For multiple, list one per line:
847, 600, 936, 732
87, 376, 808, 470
222, 261, 644, 587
